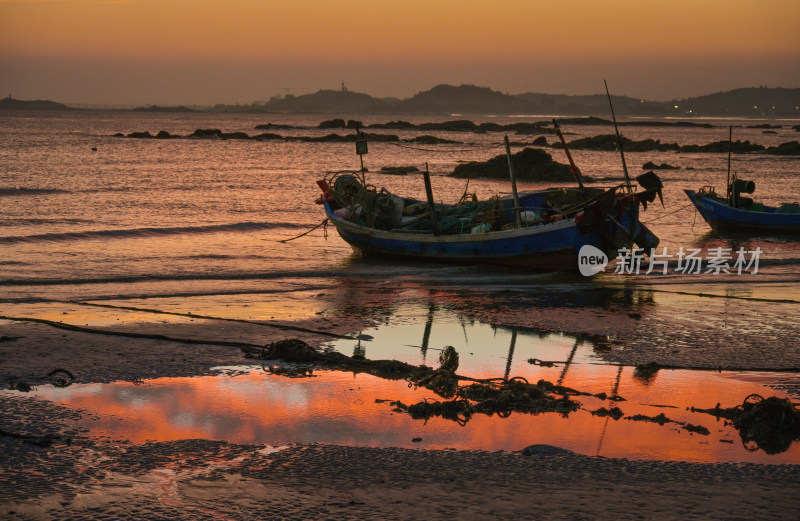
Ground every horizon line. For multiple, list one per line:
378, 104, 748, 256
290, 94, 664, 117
6, 83, 799, 110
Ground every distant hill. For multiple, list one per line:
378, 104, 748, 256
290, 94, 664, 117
3, 86, 799, 117
132, 105, 197, 113
0, 97, 73, 111
238, 84, 799, 117
399, 84, 517, 113
246, 89, 393, 113
674, 87, 800, 116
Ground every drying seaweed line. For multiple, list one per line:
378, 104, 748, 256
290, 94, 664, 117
244, 340, 615, 426
589, 407, 710, 436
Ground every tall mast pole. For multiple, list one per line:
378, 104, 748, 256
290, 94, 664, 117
726, 125, 733, 202
604, 80, 632, 193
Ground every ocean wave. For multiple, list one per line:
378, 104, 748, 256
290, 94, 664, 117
0, 217, 96, 227
0, 221, 305, 244
0, 187, 70, 197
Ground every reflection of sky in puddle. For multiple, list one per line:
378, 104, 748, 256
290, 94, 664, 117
24, 307, 800, 464
324, 305, 603, 381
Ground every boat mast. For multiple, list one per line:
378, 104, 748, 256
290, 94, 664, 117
553, 119, 585, 189
726, 125, 733, 202
422, 163, 440, 235
355, 128, 368, 185
504, 135, 523, 228
604, 80, 632, 193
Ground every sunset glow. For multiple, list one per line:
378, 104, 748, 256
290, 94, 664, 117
1, 0, 798, 104
30, 367, 800, 464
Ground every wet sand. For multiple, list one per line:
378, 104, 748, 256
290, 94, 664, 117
2, 280, 800, 519
2, 396, 799, 520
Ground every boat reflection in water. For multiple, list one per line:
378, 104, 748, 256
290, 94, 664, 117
28, 305, 800, 465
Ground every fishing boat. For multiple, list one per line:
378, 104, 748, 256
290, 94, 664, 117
685, 126, 800, 233
315, 122, 662, 271
684, 188, 800, 233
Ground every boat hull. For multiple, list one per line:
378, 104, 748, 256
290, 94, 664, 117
324, 202, 615, 270
685, 189, 800, 233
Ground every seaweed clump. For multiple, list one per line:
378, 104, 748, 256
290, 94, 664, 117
622, 412, 709, 436
626, 412, 673, 425
393, 377, 580, 425
251, 339, 324, 363
695, 394, 800, 454
438, 346, 459, 372
633, 362, 661, 380
591, 407, 625, 420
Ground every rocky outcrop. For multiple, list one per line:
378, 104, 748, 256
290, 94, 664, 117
317, 119, 365, 130
768, 141, 800, 155
642, 161, 679, 170
380, 166, 420, 175
555, 134, 680, 152
450, 148, 588, 182
406, 135, 461, 144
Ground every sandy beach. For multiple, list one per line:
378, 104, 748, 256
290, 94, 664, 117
3, 426, 800, 520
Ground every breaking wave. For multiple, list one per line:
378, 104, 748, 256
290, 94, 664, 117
0, 221, 305, 244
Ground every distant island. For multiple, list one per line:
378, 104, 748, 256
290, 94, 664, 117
2, 85, 799, 117
0, 96, 73, 111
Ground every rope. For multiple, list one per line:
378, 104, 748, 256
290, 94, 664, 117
278, 218, 328, 243
66, 301, 356, 339
0, 314, 265, 349
642, 202, 694, 224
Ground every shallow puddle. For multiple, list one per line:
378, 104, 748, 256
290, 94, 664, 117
23, 305, 800, 464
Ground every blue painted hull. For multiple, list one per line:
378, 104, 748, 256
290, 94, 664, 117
323, 199, 638, 271
685, 190, 800, 233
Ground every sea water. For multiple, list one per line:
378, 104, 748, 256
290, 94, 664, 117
2, 110, 800, 300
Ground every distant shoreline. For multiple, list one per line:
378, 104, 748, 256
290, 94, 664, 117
2, 84, 799, 117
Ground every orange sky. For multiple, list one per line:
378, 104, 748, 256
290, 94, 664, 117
1, 0, 799, 105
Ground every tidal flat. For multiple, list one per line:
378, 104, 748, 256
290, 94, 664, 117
2, 110, 800, 518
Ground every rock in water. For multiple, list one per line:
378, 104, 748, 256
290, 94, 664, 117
450, 147, 586, 182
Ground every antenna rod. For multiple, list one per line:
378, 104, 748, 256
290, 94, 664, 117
604, 80, 632, 193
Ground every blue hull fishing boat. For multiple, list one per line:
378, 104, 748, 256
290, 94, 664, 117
685, 126, 800, 234
685, 188, 800, 233
317, 108, 661, 271
317, 160, 662, 270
